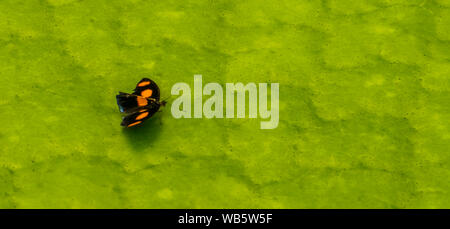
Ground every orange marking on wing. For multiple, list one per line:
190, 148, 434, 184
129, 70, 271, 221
141, 89, 153, 98
137, 96, 148, 106
127, 121, 142, 127
136, 112, 149, 120
138, 81, 151, 87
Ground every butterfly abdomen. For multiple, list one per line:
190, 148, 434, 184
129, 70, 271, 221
116, 92, 151, 112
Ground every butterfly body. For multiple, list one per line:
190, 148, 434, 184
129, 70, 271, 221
116, 78, 164, 127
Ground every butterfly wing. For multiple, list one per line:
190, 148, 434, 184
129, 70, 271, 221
133, 78, 160, 101
121, 103, 161, 127
116, 92, 150, 113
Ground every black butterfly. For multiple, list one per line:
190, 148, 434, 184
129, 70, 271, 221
116, 78, 166, 127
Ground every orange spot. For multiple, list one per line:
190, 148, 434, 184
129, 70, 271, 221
141, 89, 153, 98
136, 112, 149, 120
138, 81, 151, 87
127, 121, 142, 127
137, 96, 148, 106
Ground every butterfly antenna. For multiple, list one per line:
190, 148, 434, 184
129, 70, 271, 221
159, 94, 174, 106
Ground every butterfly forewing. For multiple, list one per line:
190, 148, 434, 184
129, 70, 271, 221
133, 78, 160, 101
121, 103, 161, 127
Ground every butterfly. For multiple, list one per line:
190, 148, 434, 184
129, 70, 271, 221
116, 78, 166, 127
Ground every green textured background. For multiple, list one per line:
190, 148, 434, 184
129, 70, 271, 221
0, 0, 449, 208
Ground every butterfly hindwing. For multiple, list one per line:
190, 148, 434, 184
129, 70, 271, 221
116, 92, 149, 113
133, 78, 160, 101
121, 103, 161, 127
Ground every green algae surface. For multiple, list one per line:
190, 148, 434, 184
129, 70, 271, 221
0, 0, 449, 208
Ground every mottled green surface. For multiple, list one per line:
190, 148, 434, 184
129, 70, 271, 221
0, 0, 449, 208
